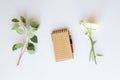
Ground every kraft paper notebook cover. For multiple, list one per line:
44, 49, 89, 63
52, 28, 73, 62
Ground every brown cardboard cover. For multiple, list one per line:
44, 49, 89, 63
52, 29, 73, 62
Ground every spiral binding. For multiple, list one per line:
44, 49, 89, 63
52, 28, 69, 34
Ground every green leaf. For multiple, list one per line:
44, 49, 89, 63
35, 24, 40, 29
20, 16, 26, 23
27, 32, 34, 39
12, 45, 17, 51
27, 43, 35, 54
12, 18, 19, 22
30, 21, 39, 29
26, 23, 30, 28
96, 53, 103, 56
27, 50, 35, 54
11, 24, 19, 30
27, 43, 35, 50
12, 43, 23, 51
16, 28, 24, 34
85, 32, 88, 35
93, 41, 96, 45
30, 35, 38, 43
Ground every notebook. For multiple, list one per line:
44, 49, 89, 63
51, 28, 73, 62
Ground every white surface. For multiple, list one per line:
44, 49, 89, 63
0, 0, 120, 80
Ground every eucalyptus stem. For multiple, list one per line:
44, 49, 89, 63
17, 42, 27, 66
17, 27, 29, 66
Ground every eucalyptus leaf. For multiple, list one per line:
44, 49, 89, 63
27, 43, 35, 51
34, 24, 40, 29
27, 43, 35, 54
12, 18, 19, 22
12, 43, 23, 51
30, 35, 38, 43
27, 50, 35, 54
20, 16, 26, 24
16, 28, 24, 34
27, 32, 34, 39
12, 44, 17, 51
12, 24, 19, 30
26, 23, 30, 28
30, 21, 39, 29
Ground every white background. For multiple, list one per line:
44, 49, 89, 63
0, 0, 120, 80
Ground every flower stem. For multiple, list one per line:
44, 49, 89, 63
89, 32, 97, 64
91, 41, 97, 64
81, 23, 97, 64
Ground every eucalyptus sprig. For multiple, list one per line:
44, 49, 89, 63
80, 21, 97, 64
11, 16, 40, 66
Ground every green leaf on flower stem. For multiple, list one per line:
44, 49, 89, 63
85, 32, 88, 35
12, 43, 23, 51
20, 16, 26, 24
27, 43, 35, 54
27, 32, 34, 39
12, 18, 19, 22
93, 41, 96, 45
16, 28, 24, 34
11, 24, 19, 30
96, 53, 103, 56
30, 21, 39, 29
30, 35, 38, 43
